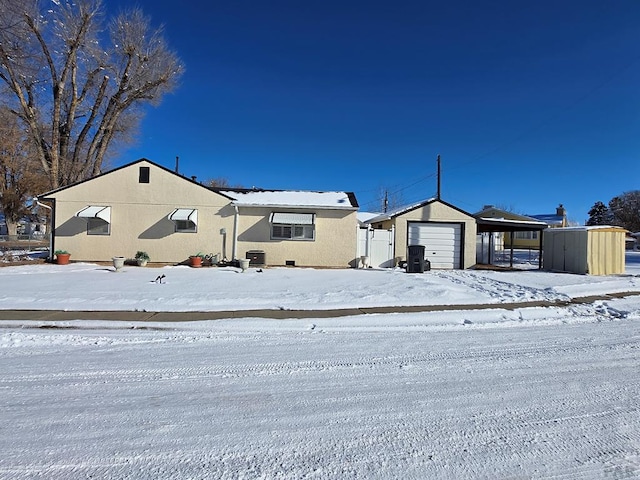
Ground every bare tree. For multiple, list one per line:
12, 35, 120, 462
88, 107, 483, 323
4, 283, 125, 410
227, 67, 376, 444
0, 0, 184, 189
205, 177, 245, 189
0, 107, 48, 236
376, 187, 404, 213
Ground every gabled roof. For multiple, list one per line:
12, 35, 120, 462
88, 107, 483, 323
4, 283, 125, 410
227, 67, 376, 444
472, 206, 542, 223
473, 206, 550, 232
366, 197, 473, 224
39, 158, 234, 200
214, 188, 359, 210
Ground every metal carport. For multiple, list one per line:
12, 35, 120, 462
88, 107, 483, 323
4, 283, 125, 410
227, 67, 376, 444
475, 217, 548, 269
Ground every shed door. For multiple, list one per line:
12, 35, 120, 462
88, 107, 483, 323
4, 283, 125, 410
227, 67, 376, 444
408, 222, 462, 269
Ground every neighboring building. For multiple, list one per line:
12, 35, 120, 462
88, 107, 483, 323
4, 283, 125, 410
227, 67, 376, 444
0, 213, 47, 237
528, 204, 568, 228
473, 205, 547, 250
473, 204, 566, 250
366, 198, 477, 269
40, 159, 359, 268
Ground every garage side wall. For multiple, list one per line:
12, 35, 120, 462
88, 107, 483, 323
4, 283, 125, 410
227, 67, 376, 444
45, 161, 234, 263
394, 202, 477, 269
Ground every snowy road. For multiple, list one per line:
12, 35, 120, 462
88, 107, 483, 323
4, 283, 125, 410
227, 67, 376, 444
1, 309, 640, 479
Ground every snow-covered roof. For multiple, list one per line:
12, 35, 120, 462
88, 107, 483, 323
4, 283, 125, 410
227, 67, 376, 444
218, 189, 358, 210
551, 225, 627, 232
357, 212, 381, 225
478, 217, 548, 226
365, 198, 436, 224
528, 213, 564, 225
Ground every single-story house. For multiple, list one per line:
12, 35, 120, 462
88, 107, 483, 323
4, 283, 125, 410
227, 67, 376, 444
365, 198, 477, 269
39, 159, 359, 268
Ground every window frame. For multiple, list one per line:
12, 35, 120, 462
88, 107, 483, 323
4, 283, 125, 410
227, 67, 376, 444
139, 166, 150, 183
514, 231, 538, 240
271, 222, 315, 241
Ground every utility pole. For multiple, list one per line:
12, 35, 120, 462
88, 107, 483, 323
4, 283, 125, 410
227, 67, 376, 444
436, 154, 441, 200
383, 190, 389, 213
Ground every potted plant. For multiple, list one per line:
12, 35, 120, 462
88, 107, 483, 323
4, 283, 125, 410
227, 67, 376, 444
189, 252, 204, 268
54, 250, 70, 265
135, 251, 150, 267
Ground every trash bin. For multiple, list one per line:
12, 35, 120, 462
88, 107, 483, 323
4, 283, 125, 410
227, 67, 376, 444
406, 245, 426, 273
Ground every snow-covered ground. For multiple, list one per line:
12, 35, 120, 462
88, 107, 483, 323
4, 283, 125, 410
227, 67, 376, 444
1, 253, 640, 478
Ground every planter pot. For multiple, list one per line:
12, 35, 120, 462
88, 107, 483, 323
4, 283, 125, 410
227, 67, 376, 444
360, 255, 369, 269
239, 258, 250, 272
112, 256, 126, 272
56, 253, 70, 265
137, 259, 148, 267
190, 256, 203, 268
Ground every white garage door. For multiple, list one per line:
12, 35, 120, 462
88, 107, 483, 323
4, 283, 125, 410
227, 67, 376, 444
408, 222, 462, 269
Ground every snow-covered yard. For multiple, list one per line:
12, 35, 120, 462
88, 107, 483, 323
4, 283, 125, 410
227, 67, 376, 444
1, 254, 640, 478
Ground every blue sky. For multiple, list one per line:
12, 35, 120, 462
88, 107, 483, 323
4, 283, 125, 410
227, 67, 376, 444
106, 0, 640, 223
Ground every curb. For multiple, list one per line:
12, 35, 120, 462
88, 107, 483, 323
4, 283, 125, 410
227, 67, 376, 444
0, 291, 639, 322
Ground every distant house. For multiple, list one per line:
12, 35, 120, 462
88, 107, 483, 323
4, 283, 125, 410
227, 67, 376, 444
473, 204, 566, 250
40, 158, 359, 268
364, 198, 477, 269
0, 213, 47, 237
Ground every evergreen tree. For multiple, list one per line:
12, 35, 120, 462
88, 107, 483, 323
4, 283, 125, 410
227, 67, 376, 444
586, 201, 610, 226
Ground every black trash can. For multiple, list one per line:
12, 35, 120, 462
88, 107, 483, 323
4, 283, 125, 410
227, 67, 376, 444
406, 245, 426, 273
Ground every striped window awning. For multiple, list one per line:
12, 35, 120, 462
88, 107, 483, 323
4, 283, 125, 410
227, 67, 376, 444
168, 208, 198, 226
76, 206, 111, 223
270, 212, 315, 225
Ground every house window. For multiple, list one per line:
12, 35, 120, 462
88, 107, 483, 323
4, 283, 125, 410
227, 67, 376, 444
174, 219, 196, 233
76, 206, 111, 235
270, 212, 315, 241
87, 218, 110, 235
514, 231, 538, 240
168, 208, 198, 233
139, 166, 150, 183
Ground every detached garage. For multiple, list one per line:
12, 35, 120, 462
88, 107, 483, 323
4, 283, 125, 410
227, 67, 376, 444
543, 226, 626, 275
407, 222, 462, 269
368, 198, 477, 269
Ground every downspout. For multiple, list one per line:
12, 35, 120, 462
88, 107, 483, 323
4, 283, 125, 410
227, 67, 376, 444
232, 204, 239, 261
33, 197, 53, 262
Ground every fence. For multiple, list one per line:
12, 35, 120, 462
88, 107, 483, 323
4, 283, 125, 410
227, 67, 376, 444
0, 234, 49, 253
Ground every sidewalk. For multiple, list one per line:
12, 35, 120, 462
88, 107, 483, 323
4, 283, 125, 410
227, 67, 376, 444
1, 291, 639, 322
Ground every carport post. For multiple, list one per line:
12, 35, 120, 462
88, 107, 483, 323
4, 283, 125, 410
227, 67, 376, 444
509, 231, 514, 268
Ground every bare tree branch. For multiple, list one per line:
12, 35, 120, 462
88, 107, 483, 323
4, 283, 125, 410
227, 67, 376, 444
0, 0, 184, 189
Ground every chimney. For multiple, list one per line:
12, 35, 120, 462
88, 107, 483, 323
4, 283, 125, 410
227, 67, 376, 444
175, 156, 179, 173
191, 175, 197, 182
556, 204, 566, 217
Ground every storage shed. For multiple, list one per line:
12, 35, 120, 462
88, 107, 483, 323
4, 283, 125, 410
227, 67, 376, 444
543, 226, 626, 275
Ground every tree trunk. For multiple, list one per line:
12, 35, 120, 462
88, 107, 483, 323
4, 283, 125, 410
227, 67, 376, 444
5, 219, 19, 237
